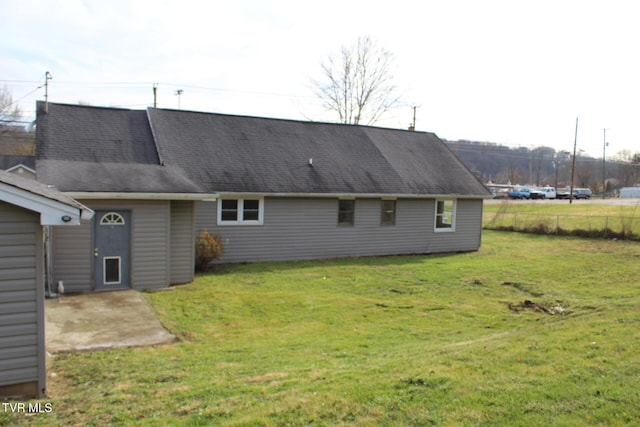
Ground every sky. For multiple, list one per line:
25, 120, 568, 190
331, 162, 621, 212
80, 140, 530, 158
1, 0, 638, 158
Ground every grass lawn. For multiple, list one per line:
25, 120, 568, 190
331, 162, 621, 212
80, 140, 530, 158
484, 200, 640, 237
5, 231, 640, 426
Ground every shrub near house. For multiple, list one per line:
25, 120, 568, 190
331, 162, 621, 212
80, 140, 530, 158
195, 230, 223, 272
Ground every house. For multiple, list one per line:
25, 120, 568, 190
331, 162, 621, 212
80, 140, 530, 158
36, 101, 490, 292
0, 155, 36, 180
35, 102, 213, 293
0, 169, 92, 398
619, 187, 640, 198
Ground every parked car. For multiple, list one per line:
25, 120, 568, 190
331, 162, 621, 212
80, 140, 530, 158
540, 187, 556, 199
508, 188, 545, 199
490, 188, 510, 199
572, 188, 592, 199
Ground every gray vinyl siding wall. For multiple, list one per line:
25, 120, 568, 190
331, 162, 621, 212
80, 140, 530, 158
170, 201, 195, 284
52, 200, 172, 291
51, 219, 92, 292
0, 201, 45, 398
195, 197, 483, 263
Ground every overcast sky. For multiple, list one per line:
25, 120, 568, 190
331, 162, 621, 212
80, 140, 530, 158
1, 0, 638, 158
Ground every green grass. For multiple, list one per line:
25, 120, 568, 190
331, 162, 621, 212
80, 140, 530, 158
484, 200, 640, 238
5, 231, 640, 426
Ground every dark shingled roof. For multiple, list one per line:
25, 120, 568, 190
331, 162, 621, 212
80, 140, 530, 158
36, 102, 159, 164
148, 109, 489, 196
36, 102, 490, 197
35, 102, 206, 194
0, 155, 35, 171
37, 160, 207, 193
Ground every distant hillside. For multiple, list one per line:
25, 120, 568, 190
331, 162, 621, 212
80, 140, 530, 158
0, 129, 35, 155
445, 139, 640, 193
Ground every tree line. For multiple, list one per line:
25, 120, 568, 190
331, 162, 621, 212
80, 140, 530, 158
445, 139, 640, 194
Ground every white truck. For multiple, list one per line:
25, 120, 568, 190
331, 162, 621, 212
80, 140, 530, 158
540, 187, 556, 199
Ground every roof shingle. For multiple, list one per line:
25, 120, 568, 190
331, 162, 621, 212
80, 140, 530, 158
36, 102, 490, 197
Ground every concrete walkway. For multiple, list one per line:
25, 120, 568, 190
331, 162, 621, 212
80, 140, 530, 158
45, 290, 176, 353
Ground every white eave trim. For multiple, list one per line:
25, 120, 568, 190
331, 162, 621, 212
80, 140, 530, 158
0, 182, 94, 226
66, 192, 218, 201
6, 164, 37, 175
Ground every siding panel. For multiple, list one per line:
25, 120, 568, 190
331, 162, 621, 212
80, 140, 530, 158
170, 201, 194, 285
130, 201, 170, 290
51, 221, 92, 292
195, 197, 484, 263
0, 201, 42, 393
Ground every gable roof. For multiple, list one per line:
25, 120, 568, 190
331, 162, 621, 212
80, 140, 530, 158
0, 169, 93, 225
149, 109, 489, 196
36, 102, 490, 198
0, 155, 36, 171
35, 102, 209, 196
36, 103, 159, 164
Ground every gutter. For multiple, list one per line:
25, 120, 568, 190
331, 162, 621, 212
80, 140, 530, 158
214, 191, 491, 200
65, 192, 218, 201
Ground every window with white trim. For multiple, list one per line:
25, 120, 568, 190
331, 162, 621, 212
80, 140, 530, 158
218, 198, 263, 225
434, 199, 456, 231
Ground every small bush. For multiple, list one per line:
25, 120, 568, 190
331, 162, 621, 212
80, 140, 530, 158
195, 230, 224, 272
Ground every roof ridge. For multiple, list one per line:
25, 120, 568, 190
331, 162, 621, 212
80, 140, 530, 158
146, 108, 165, 166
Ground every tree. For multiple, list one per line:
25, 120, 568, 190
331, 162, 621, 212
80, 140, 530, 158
0, 86, 33, 155
311, 36, 401, 125
0, 86, 22, 127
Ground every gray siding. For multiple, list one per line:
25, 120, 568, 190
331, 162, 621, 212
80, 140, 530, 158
52, 200, 172, 291
195, 197, 483, 263
0, 201, 45, 397
170, 201, 195, 284
51, 220, 92, 292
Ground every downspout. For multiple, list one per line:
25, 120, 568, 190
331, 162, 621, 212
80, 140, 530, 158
44, 226, 56, 298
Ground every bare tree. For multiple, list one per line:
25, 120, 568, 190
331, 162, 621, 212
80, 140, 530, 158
312, 36, 401, 125
0, 86, 23, 129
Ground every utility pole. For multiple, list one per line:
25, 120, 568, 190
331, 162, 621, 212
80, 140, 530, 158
408, 105, 420, 131
175, 89, 183, 110
153, 83, 158, 108
602, 128, 609, 199
569, 117, 578, 205
44, 71, 52, 113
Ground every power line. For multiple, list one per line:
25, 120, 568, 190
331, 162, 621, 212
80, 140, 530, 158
5, 86, 42, 109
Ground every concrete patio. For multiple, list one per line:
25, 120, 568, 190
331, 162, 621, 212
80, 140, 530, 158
45, 290, 176, 353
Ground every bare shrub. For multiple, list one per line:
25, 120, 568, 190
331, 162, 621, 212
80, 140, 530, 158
195, 230, 224, 272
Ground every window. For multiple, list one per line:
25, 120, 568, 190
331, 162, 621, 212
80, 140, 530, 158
243, 199, 260, 221
338, 199, 355, 226
100, 212, 125, 225
435, 199, 456, 231
104, 256, 121, 285
218, 198, 263, 225
220, 199, 239, 221
381, 200, 396, 226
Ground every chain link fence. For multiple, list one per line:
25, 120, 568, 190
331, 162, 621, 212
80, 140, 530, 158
483, 211, 640, 240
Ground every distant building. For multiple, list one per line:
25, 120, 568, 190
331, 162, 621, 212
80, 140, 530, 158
619, 187, 640, 198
